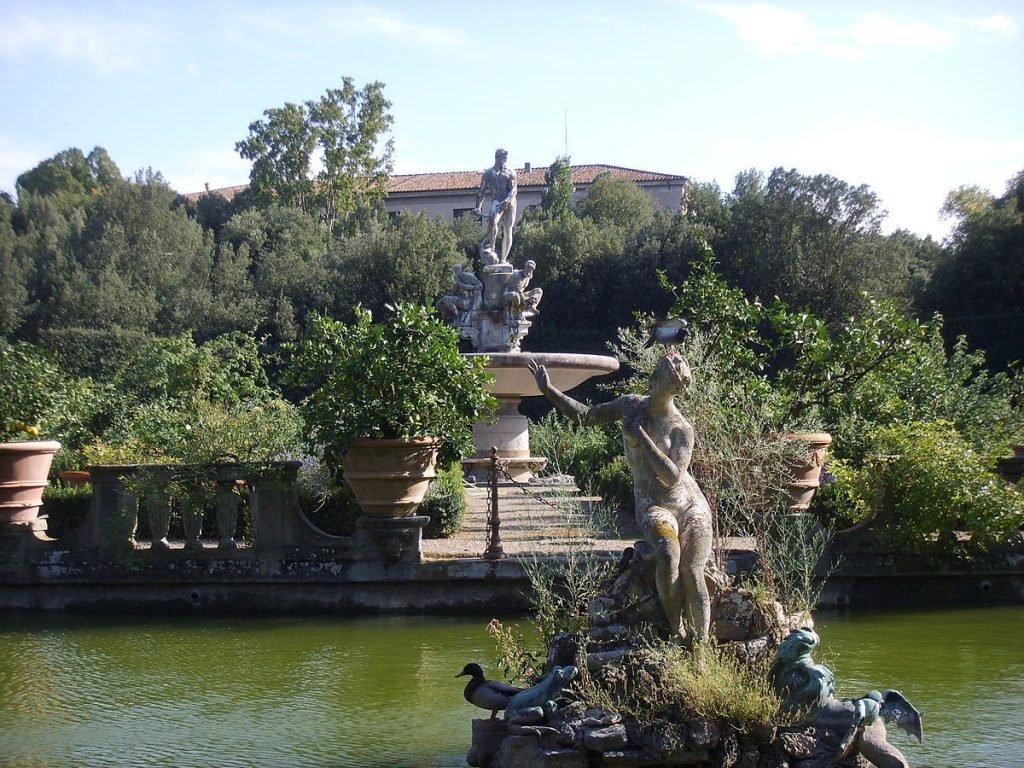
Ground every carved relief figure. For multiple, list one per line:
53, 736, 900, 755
529, 352, 713, 642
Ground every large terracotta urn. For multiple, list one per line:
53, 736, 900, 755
343, 437, 441, 517
0, 440, 61, 523
784, 432, 832, 513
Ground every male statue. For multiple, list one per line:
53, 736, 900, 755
502, 260, 543, 324
529, 352, 713, 642
436, 263, 483, 325
474, 148, 518, 263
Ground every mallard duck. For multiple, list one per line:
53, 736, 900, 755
456, 663, 523, 720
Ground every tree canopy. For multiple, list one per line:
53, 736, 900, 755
235, 78, 394, 226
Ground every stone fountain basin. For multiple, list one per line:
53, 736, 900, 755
466, 352, 620, 397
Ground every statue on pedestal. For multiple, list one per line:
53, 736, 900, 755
529, 351, 713, 642
437, 150, 541, 353
473, 148, 518, 265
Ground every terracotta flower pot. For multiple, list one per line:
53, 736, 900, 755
784, 432, 832, 513
0, 440, 62, 523
343, 437, 441, 517
59, 470, 91, 488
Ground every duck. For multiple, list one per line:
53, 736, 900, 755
456, 663, 523, 720
648, 317, 689, 349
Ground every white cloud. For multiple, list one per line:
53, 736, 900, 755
691, 4, 1018, 60
691, 2, 866, 59
963, 13, 1019, 39
236, 3, 466, 49
0, 7, 162, 73
854, 13, 955, 47
163, 149, 251, 196
694, 2, 815, 55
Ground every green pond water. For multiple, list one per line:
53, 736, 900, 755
0, 606, 1020, 768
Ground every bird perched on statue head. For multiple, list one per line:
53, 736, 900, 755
456, 663, 523, 720
648, 317, 689, 350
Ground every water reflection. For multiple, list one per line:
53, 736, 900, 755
0, 607, 1021, 767
815, 605, 1024, 768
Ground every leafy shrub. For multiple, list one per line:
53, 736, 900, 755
285, 303, 495, 470
41, 484, 92, 538
1, 340, 62, 441
847, 421, 1024, 560
421, 463, 467, 538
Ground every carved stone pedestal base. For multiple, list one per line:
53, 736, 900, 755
353, 515, 429, 564
0, 517, 53, 553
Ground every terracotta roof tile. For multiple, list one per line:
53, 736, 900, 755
184, 164, 686, 201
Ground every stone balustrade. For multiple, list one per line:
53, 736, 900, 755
62, 461, 348, 556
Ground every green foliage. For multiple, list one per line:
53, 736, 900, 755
16, 147, 121, 200
529, 411, 620, 493
636, 642, 794, 728
329, 213, 462, 318
540, 155, 574, 218
0, 340, 61, 440
285, 303, 495, 470
236, 77, 394, 224
222, 205, 332, 341
40, 483, 93, 538
486, 619, 543, 684
110, 332, 273, 409
421, 463, 468, 538
756, 513, 835, 613
576, 172, 656, 231
0, 340, 112, 454
845, 421, 1024, 559
713, 167, 910, 323
826, 321, 1024, 462
926, 169, 1024, 369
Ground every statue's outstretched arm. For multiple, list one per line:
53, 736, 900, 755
528, 359, 622, 425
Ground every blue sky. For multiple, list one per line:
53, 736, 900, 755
1, 1, 1021, 240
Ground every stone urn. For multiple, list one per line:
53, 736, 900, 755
0, 440, 61, 523
996, 444, 1024, 485
784, 432, 832, 513
343, 437, 441, 517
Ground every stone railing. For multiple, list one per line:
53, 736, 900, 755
61, 461, 347, 555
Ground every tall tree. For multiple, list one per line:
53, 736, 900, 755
541, 155, 574, 218
16, 147, 121, 201
236, 78, 394, 225
714, 168, 912, 323
575, 171, 656, 231
926, 171, 1024, 368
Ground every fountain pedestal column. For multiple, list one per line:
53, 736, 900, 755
465, 352, 619, 483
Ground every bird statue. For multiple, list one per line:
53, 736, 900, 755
456, 663, 523, 720
770, 628, 923, 768
648, 317, 689, 349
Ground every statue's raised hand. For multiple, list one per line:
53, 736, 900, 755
526, 358, 550, 393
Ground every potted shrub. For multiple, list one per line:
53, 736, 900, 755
0, 342, 63, 524
286, 303, 495, 518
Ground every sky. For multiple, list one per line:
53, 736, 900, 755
1, 0, 1021, 241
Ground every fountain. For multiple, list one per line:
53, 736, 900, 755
437, 150, 618, 481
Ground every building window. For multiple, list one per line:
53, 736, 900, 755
453, 207, 475, 219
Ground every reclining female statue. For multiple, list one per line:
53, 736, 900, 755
528, 352, 713, 642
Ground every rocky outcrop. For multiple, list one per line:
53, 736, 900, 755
468, 542, 871, 768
